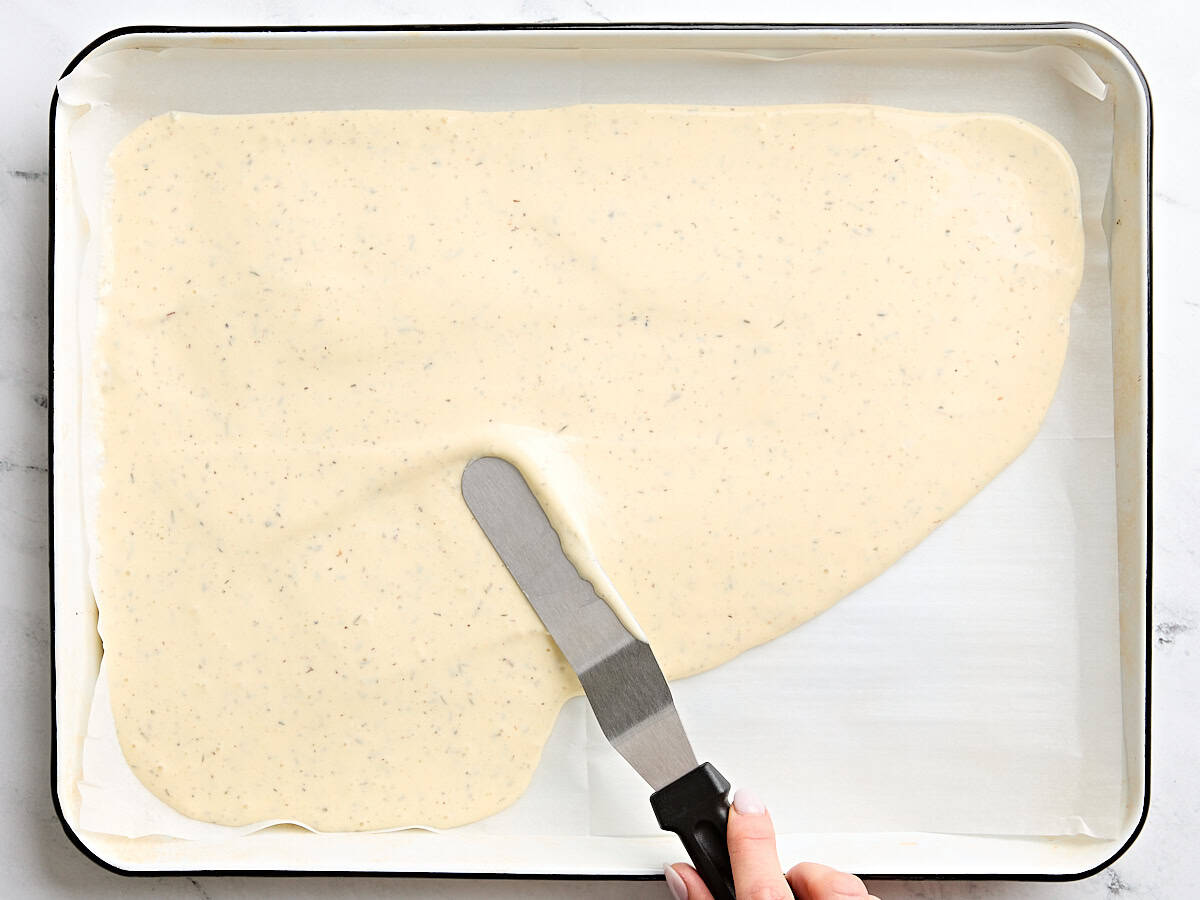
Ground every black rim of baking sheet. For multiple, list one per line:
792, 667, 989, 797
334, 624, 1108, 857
46, 20, 1154, 884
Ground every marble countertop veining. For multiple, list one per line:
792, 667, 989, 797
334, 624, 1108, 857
2, 1, 1195, 897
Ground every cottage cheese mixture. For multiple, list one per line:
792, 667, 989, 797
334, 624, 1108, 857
95, 105, 1083, 830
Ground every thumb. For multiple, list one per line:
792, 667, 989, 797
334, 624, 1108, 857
726, 788, 792, 900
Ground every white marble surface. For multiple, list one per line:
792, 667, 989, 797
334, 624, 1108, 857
2, 0, 1194, 897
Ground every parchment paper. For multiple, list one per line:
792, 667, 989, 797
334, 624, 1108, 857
58, 39, 1124, 844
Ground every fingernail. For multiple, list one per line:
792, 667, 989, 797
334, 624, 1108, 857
663, 863, 688, 900
732, 787, 766, 815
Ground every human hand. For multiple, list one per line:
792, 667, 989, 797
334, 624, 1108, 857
663, 788, 880, 900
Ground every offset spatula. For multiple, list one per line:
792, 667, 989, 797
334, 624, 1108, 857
462, 456, 736, 899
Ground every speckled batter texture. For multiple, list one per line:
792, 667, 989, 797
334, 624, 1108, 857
93, 105, 1083, 830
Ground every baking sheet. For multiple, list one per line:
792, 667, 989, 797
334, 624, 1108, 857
56, 37, 1125, 852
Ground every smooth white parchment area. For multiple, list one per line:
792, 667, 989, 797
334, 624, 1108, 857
58, 40, 1122, 844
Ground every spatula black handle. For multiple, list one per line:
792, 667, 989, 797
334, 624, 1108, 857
651, 762, 736, 900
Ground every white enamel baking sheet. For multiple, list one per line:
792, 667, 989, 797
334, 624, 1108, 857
50, 25, 1150, 878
